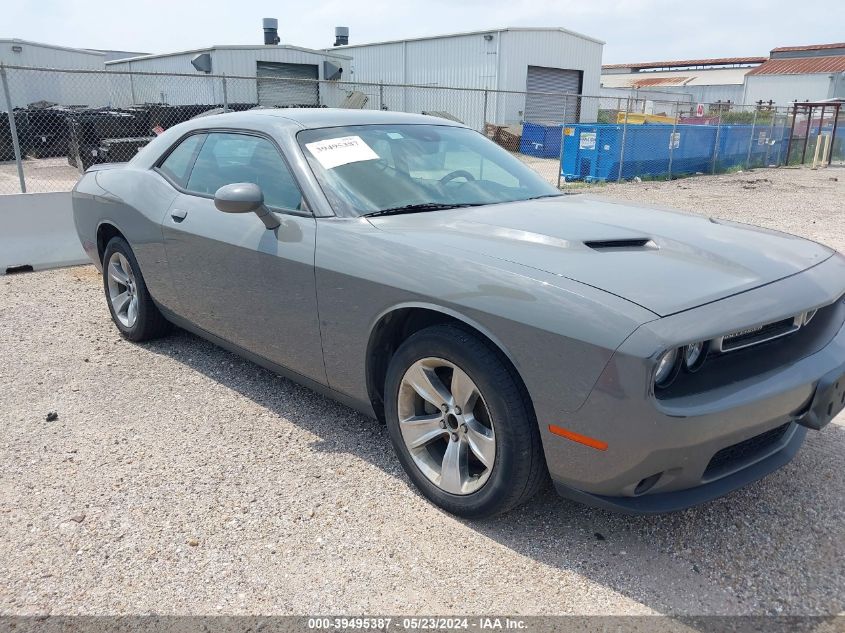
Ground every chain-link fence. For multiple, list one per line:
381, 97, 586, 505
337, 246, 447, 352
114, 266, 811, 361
781, 101, 844, 167
2, 64, 841, 195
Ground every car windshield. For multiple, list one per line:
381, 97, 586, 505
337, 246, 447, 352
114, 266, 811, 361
297, 124, 561, 217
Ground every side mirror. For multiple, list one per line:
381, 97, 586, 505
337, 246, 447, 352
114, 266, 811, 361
214, 183, 280, 230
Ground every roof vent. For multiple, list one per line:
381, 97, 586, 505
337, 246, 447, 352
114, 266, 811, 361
263, 18, 280, 45
585, 238, 654, 250
334, 26, 349, 47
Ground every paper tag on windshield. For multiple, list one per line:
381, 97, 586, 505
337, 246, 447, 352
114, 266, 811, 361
305, 136, 379, 169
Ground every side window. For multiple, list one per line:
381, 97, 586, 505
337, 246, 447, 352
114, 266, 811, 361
186, 133, 303, 211
157, 134, 205, 187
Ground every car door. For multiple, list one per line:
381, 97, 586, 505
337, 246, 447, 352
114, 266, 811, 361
159, 130, 326, 385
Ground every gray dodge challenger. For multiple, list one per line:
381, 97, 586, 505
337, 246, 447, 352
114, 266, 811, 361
72, 109, 845, 518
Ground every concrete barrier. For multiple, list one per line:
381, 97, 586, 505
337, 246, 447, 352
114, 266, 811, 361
0, 191, 89, 274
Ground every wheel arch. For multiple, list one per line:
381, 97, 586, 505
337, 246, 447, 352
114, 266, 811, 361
365, 303, 533, 423
96, 221, 127, 265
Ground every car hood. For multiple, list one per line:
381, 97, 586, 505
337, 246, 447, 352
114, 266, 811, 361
367, 195, 834, 316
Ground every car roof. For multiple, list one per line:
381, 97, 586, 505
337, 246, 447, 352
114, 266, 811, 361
191, 108, 467, 130
129, 107, 470, 170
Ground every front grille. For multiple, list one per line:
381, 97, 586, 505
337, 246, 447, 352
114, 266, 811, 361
704, 423, 791, 479
719, 317, 798, 352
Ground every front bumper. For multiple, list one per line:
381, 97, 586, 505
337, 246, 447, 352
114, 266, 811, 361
539, 254, 845, 514
554, 425, 807, 515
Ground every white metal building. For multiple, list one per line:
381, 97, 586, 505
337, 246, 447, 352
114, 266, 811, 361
601, 57, 766, 105
104, 45, 352, 109
1, 39, 109, 107
0, 38, 107, 69
742, 43, 845, 106
329, 27, 604, 128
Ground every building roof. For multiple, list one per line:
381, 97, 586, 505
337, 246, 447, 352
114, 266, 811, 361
0, 38, 105, 56
747, 55, 845, 76
601, 67, 751, 88
86, 49, 150, 60
327, 27, 605, 49
771, 42, 845, 53
602, 57, 765, 71
106, 44, 351, 65
629, 76, 692, 87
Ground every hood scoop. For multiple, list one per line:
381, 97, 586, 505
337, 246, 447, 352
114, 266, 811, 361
584, 238, 656, 251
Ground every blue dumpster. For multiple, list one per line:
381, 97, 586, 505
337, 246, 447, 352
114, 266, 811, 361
519, 122, 564, 158
561, 124, 717, 181
561, 123, 793, 181
715, 124, 792, 170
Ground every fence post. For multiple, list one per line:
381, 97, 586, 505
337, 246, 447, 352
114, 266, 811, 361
776, 107, 789, 166
617, 97, 630, 182
222, 73, 228, 111
0, 64, 26, 193
764, 109, 776, 166
128, 71, 137, 106
800, 105, 814, 165
557, 98, 568, 188
784, 103, 798, 165
711, 107, 723, 174
829, 103, 840, 166
667, 104, 678, 180
378, 83, 384, 110
482, 89, 488, 131
745, 107, 758, 169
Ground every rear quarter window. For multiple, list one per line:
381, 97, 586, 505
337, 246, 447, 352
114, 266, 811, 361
157, 134, 206, 188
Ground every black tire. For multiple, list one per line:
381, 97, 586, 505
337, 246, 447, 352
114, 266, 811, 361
102, 236, 171, 342
384, 324, 547, 519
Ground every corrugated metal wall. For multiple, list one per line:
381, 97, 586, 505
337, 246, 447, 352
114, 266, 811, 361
104, 47, 350, 107
344, 42, 406, 84
343, 35, 497, 88
600, 85, 743, 105
2, 41, 110, 108
493, 30, 602, 125
0, 40, 105, 69
743, 74, 835, 106
108, 53, 221, 106
336, 29, 603, 129
213, 47, 349, 78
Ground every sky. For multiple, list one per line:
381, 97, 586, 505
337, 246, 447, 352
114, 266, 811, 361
6, 0, 845, 63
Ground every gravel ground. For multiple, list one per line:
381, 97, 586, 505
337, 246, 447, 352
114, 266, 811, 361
584, 165, 845, 253
1, 167, 844, 618
0, 157, 80, 195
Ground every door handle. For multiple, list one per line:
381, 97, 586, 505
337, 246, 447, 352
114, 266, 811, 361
170, 208, 188, 222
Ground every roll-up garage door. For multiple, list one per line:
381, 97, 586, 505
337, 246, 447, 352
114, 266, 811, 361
524, 66, 582, 124
256, 62, 319, 107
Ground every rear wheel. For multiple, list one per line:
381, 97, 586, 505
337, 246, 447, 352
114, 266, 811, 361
102, 237, 170, 341
384, 325, 546, 518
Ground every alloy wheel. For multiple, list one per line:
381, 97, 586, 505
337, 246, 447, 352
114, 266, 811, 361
106, 251, 139, 328
397, 357, 496, 495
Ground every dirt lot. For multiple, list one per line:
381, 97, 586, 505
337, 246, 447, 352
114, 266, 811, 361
1, 167, 843, 618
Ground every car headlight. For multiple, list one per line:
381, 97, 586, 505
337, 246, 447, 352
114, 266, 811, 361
654, 348, 680, 388
683, 341, 708, 372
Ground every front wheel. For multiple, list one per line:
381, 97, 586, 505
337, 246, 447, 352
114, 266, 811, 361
384, 325, 546, 518
102, 236, 171, 342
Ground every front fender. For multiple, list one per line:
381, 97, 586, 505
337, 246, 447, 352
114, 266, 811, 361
315, 217, 656, 422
